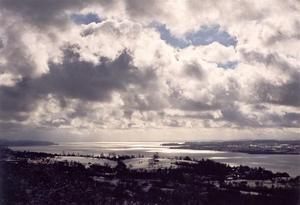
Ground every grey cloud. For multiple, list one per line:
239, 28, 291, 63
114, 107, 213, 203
164, 119, 183, 127
212, 77, 240, 101
241, 50, 297, 73
187, 0, 268, 24
262, 112, 300, 128
282, 113, 300, 127
47, 47, 155, 101
0, 0, 119, 30
173, 112, 217, 121
0, 0, 90, 29
66, 101, 90, 119
252, 104, 268, 111
0, 38, 3, 48
122, 91, 167, 111
255, 79, 300, 107
174, 98, 218, 111
220, 106, 260, 127
0, 46, 157, 121
241, 50, 300, 107
167, 76, 240, 112
124, 0, 160, 19
38, 48, 138, 101
40, 117, 70, 128
220, 107, 300, 128
0, 78, 38, 121
184, 62, 204, 79
0, 26, 36, 77
264, 21, 300, 46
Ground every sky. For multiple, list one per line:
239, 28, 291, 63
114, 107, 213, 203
0, 0, 299, 142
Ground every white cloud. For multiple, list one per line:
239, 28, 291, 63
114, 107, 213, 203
0, 0, 299, 140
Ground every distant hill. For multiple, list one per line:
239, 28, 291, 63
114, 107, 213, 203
0, 139, 57, 147
162, 140, 300, 155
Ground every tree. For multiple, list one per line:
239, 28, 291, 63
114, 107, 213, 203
116, 160, 128, 175
152, 152, 159, 162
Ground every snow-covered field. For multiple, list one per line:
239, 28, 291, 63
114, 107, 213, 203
123, 157, 196, 170
51, 156, 196, 170
54, 156, 118, 168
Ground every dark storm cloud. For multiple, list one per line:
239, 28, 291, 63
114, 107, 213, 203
255, 78, 300, 107
252, 104, 268, 111
37, 47, 156, 101
124, 0, 160, 19
0, 79, 37, 121
174, 98, 218, 111
0, 46, 157, 121
220, 107, 300, 128
0, 0, 119, 29
220, 106, 260, 127
266, 112, 300, 128
0, 20, 42, 120
38, 48, 136, 101
0, 0, 80, 29
0, 38, 3, 48
183, 62, 204, 79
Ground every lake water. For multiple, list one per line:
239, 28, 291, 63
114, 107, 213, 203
10, 141, 300, 177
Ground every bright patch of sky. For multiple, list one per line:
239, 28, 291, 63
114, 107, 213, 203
156, 24, 237, 48
217, 61, 238, 69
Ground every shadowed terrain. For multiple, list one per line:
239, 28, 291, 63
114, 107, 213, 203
1, 147, 299, 205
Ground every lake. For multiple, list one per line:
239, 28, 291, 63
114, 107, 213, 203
10, 141, 300, 177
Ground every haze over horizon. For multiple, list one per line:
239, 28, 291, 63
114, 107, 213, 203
0, 0, 299, 142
